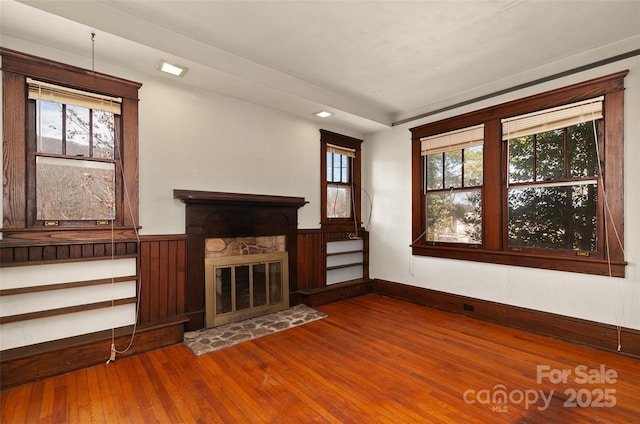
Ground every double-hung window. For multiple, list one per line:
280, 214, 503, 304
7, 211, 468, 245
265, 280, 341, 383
29, 79, 121, 224
326, 143, 355, 219
421, 124, 484, 244
504, 98, 602, 254
320, 130, 362, 230
1, 48, 141, 235
411, 71, 627, 277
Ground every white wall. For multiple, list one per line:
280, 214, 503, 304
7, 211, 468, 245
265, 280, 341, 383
137, 78, 324, 234
364, 56, 640, 330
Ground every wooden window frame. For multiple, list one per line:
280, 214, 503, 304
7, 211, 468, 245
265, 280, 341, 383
26, 99, 122, 227
410, 71, 627, 277
1, 48, 141, 240
320, 130, 362, 231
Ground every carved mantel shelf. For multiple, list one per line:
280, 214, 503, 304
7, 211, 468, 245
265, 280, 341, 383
173, 189, 308, 209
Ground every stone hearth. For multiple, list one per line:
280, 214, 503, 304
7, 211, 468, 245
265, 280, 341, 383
184, 304, 326, 355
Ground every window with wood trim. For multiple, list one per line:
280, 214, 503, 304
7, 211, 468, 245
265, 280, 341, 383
1, 48, 141, 236
422, 124, 484, 245
320, 130, 362, 230
29, 79, 120, 224
504, 98, 602, 253
411, 71, 627, 277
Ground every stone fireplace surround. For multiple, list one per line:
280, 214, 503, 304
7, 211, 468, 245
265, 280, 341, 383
174, 190, 307, 332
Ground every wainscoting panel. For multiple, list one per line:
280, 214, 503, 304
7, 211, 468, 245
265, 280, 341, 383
138, 237, 187, 324
297, 230, 326, 292
0, 258, 138, 350
0, 234, 188, 389
1, 304, 136, 351
0, 258, 136, 290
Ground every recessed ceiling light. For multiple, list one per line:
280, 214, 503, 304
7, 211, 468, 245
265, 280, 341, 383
314, 110, 332, 118
157, 60, 188, 77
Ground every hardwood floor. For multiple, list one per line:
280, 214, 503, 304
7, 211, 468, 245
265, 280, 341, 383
2, 294, 639, 423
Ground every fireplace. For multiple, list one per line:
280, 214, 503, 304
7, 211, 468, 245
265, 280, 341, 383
174, 190, 306, 331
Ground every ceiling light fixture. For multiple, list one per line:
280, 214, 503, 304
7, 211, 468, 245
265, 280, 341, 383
157, 60, 188, 77
314, 110, 332, 118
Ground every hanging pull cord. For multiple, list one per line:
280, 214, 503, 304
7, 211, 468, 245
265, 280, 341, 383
592, 117, 627, 352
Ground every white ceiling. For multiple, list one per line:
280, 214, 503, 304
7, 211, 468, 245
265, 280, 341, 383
2, 0, 640, 135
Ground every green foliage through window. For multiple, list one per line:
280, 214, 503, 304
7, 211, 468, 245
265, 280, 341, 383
507, 121, 600, 251
424, 145, 483, 244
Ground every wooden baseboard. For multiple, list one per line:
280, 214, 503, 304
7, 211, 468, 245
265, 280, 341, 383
1, 315, 188, 389
296, 279, 372, 307
372, 279, 640, 358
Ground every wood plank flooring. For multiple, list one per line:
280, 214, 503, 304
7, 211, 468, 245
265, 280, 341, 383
2, 294, 639, 423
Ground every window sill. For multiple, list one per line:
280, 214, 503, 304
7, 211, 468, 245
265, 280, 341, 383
321, 220, 362, 231
411, 244, 626, 277
0, 226, 141, 245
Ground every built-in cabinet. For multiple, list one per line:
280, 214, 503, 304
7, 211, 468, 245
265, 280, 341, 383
297, 230, 371, 306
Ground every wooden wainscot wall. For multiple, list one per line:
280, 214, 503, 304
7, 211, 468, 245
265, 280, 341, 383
0, 234, 188, 389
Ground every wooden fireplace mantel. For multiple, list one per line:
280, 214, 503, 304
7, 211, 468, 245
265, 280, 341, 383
174, 189, 307, 331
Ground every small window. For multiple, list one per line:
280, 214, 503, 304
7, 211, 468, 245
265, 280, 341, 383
326, 144, 354, 219
320, 130, 362, 230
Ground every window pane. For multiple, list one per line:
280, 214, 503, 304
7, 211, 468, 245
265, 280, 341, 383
326, 152, 333, 182
536, 129, 564, 181
36, 156, 115, 220
508, 183, 597, 251
444, 150, 462, 188
36, 100, 63, 154
92, 109, 115, 159
568, 121, 599, 178
341, 155, 348, 183
426, 153, 443, 190
66, 105, 90, 157
426, 189, 482, 243
333, 154, 342, 182
327, 184, 352, 218
464, 145, 483, 187
509, 135, 534, 183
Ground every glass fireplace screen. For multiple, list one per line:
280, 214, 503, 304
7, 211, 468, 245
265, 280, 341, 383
205, 252, 289, 327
